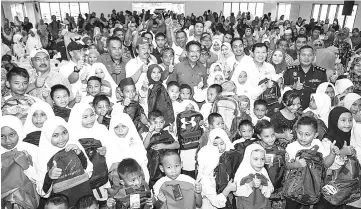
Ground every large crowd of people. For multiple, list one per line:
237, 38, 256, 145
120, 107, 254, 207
1, 6, 361, 209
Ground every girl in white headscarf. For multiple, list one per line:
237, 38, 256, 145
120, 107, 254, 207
210, 39, 222, 60
316, 82, 337, 107
34, 116, 93, 205
335, 78, 354, 106
26, 28, 42, 53
233, 144, 274, 209
197, 145, 237, 209
208, 128, 234, 154
107, 112, 149, 182
67, 103, 111, 201
219, 43, 235, 74
303, 93, 332, 127
13, 33, 26, 59
231, 68, 252, 96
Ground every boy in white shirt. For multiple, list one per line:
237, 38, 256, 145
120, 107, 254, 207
251, 99, 270, 126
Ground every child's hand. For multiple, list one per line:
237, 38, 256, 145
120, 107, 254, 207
267, 79, 273, 88
295, 156, 307, 168
350, 146, 357, 157
226, 179, 237, 192
80, 71, 89, 81
284, 129, 293, 141
97, 146, 107, 155
106, 197, 116, 208
142, 64, 148, 73
114, 64, 122, 74
157, 191, 166, 202
48, 161, 62, 179
195, 179, 202, 194
123, 98, 131, 106
22, 150, 33, 165
330, 141, 340, 155
146, 192, 154, 206
141, 113, 148, 125
142, 78, 149, 89
42, 88, 50, 98
168, 63, 174, 73
197, 79, 204, 89
253, 175, 261, 188
247, 179, 255, 188
65, 144, 81, 155
149, 124, 155, 133
75, 91, 82, 103
151, 143, 167, 150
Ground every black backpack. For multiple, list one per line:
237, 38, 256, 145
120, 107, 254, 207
147, 83, 175, 127
146, 130, 175, 189
23, 131, 41, 146
176, 110, 203, 150
123, 101, 149, 135
48, 150, 92, 206
283, 145, 326, 205
78, 138, 109, 193
215, 149, 244, 209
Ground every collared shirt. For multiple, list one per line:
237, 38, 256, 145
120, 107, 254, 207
151, 47, 163, 64
97, 53, 126, 85
125, 56, 156, 90
28, 69, 74, 101
167, 59, 207, 88
283, 65, 327, 110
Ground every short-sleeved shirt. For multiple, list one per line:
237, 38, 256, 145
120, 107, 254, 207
286, 139, 327, 161
167, 59, 207, 88
97, 54, 127, 85
283, 65, 327, 110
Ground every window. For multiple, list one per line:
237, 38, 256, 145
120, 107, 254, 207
277, 3, 291, 20
311, 4, 358, 28
10, 3, 26, 22
223, 2, 264, 18
39, 2, 89, 23
132, 3, 185, 15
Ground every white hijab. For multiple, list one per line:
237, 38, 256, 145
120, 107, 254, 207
107, 112, 147, 169
35, 116, 93, 194
316, 82, 336, 94
196, 145, 220, 181
26, 28, 42, 53
179, 99, 200, 112
23, 101, 55, 135
335, 78, 354, 95
210, 39, 222, 58
306, 93, 331, 127
208, 128, 234, 152
1, 115, 25, 154
13, 33, 26, 57
207, 71, 225, 86
343, 93, 361, 111
208, 62, 224, 77
230, 68, 252, 96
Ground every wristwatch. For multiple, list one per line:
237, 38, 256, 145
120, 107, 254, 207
73, 66, 80, 73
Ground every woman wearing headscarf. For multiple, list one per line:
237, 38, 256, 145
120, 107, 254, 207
348, 57, 361, 94
197, 145, 237, 209
2, 26, 14, 47
107, 112, 149, 182
34, 116, 93, 207
219, 42, 235, 79
26, 28, 42, 53
270, 48, 288, 74
12, 33, 26, 59
210, 39, 222, 60
233, 144, 274, 208
208, 128, 234, 154
67, 103, 111, 201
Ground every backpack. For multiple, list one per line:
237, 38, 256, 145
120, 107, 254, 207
48, 149, 92, 206
262, 145, 286, 200
148, 84, 175, 127
236, 173, 271, 209
23, 130, 41, 146
322, 155, 361, 206
283, 145, 326, 205
1, 151, 39, 209
215, 149, 244, 209
258, 78, 281, 107
108, 180, 152, 209
123, 101, 149, 135
78, 138, 109, 193
147, 131, 175, 189
158, 180, 196, 209
212, 96, 239, 132
2, 97, 36, 123
176, 110, 203, 150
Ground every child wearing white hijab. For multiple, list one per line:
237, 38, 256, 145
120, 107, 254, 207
34, 116, 93, 205
1, 115, 39, 208
208, 128, 234, 154
233, 144, 274, 209
303, 93, 332, 127
197, 145, 237, 209
335, 78, 354, 105
26, 28, 42, 53
67, 103, 111, 201
316, 82, 337, 106
107, 112, 150, 183
13, 33, 26, 59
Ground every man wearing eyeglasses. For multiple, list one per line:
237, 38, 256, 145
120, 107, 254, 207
27, 48, 73, 104
59, 41, 89, 96
283, 45, 327, 110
